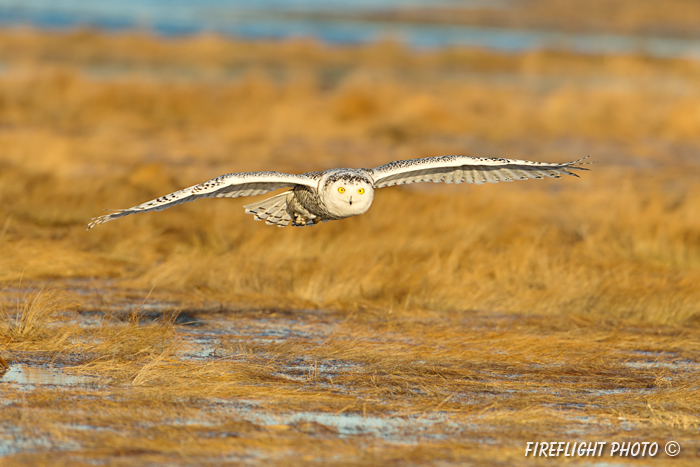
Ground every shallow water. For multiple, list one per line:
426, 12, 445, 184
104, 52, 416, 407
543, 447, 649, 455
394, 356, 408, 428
247, 410, 459, 442
0, 364, 98, 389
1, 0, 700, 58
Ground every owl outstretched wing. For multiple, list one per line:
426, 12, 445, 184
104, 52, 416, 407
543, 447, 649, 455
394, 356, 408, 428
371, 156, 590, 188
87, 171, 317, 230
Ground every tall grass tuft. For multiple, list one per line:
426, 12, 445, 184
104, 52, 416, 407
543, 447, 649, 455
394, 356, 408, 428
0, 288, 76, 342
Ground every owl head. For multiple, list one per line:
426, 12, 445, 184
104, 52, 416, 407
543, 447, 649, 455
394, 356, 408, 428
321, 171, 374, 218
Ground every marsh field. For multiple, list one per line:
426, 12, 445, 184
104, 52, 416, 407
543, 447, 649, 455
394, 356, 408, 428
1, 20, 700, 467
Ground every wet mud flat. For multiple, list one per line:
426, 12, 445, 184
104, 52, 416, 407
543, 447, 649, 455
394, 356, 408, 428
1, 285, 699, 466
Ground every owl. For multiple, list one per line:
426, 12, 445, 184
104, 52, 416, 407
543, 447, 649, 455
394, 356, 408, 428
87, 155, 590, 229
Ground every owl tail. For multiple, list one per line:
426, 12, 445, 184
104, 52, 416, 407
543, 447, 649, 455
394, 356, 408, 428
243, 191, 294, 227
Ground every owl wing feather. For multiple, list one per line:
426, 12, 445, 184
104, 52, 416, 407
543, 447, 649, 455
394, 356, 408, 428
371, 156, 590, 188
87, 171, 317, 230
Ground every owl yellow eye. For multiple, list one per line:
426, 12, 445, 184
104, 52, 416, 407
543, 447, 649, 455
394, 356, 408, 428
357, 188, 365, 194
338, 187, 345, 193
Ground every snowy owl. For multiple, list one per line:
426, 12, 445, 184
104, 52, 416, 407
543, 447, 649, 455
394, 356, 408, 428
87, 155, 590, 229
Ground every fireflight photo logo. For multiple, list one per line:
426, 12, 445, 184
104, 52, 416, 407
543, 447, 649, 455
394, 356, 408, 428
525, 441, 681, 458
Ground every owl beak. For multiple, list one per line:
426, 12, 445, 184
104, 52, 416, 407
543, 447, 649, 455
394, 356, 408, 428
349, 196, 353, 205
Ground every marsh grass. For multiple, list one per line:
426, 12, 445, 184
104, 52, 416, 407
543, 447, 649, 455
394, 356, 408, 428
367, 0, 700, 37
0, 288, 78, 349
1, 290, 699, 466
0, 29, 699, 465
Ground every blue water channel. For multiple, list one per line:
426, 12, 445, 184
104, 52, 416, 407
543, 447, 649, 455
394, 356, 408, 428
0, 0, 699, 58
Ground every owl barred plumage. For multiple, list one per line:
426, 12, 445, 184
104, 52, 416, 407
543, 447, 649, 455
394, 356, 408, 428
86, 155, 590, 230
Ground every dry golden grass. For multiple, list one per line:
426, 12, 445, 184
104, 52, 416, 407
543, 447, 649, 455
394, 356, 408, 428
0, 29, 699, 466
2, 288, 699, 466
0, 288, 76, 342
367, 0, 700, 37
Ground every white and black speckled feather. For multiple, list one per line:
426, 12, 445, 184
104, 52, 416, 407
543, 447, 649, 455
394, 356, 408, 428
371, 155, 590, 188
87, 156, 590, 230
87, 171, 318, 229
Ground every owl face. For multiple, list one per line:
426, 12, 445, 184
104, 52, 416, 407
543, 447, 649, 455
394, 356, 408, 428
322, 176, 374, 218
